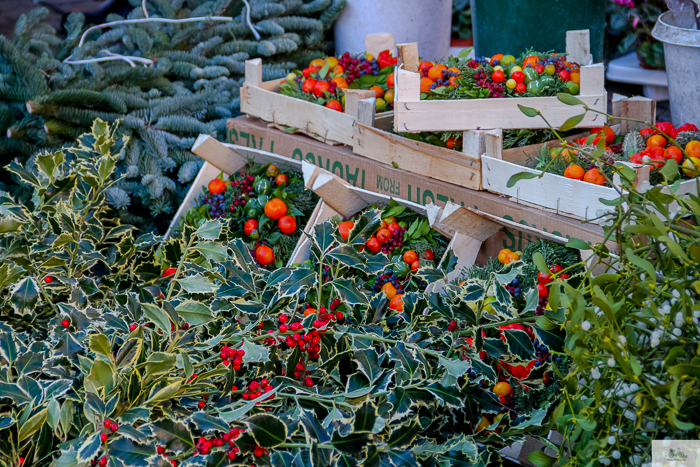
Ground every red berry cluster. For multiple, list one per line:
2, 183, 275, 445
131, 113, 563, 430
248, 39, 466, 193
234, 379, 274, 404
535, 264, 568, 316
447, 320, 458, 332
291, 361, 314, 384
191, 430, 242, 457
187, 372, 198, 383
90, 420, 119, 466
219, 345, 246, 369
472, 69, 505, 98
379, 225, 407, 254
253, 444, 269, 458
338, 52, 379, 84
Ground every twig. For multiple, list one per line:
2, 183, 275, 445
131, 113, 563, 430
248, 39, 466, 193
242, 0, 261, 40
64, 50, 154, 67
143, 0, 149, 19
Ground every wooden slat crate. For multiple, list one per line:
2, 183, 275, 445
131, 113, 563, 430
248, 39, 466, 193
239, 34, 395, 146
393, 30, 607, 132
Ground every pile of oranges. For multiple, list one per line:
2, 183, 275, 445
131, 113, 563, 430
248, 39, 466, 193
629, 123, 700, 177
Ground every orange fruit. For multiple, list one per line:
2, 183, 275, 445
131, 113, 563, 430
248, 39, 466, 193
331, 76, 348, 89
418, 61, 434, 76
522, 55, 539, 68
304, 307, 317, 316
427, 64, 447, 81
403, 250, 418, 264
313, 80, 330, 97
564, 164, 585, 180
448, 76, 460, 87
646, 134, 667, 149
686, 141, 700, 159
420, 77, 434, 93
332, 65, 344, 75
570, 72, 580, 85
389, 294, 404, 311
583, 168, 606, 185
386, 72, 395, 88
664, 146, 683, 163
381, 282, 397, 300
325, 100, 342, 112
264, 198, 287, 220
448, 66, 460, 74
490, 54, 504, 65
475, 416, 491, 432
208, 178, 226, 195
338, 220, 354, 241
301, 78, 317, 94
309, 58, 326, 68
497, 248, 512, 264
325, 57, 339, 68
503, 252, 520, 264
493, 381, 513, 397
369, 85, 384, 98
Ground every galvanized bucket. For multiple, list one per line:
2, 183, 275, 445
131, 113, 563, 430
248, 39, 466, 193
652, 9, 700, 127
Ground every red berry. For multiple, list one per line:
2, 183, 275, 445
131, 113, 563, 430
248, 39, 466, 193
279, 314, 288, 323
98, 457, 107, 467
260, 378, 269, 386
44, 276, 53, 283
537, 271, 552, 285
104, 419, 112, 428
279, 324, 288, 332
335, 312, 344, 321
249, 381, 259, 391
228, 452, 236, 460
257, 322, 264, 329
198, 400, 205, 409
157, 445, 165, 454
61, 319, 70, 328
171, 461, 177, 467
222, 360, 230, 366
198, 437, 206, 445
111, 423, 118, 432
254, 448, 263, 457
537, 283, 549, 299
100, 433, 108, 442
237, 349, 245, 356
129, 323, 138, 331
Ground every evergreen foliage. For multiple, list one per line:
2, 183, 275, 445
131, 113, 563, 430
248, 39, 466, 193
0, 0, 345, 231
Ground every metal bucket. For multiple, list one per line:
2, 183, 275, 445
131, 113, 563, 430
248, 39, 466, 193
652, 10, 700, 127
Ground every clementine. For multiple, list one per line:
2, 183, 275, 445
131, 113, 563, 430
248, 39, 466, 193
583, 168, 606, 185
646, 134, 667, 149
564, 164, 585, 180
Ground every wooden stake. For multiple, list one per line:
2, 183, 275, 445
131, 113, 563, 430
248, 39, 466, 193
244, 58, 263, 87
397, 42, 419, 72
566, 30, 592, 65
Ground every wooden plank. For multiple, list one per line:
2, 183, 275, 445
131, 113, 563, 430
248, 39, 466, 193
241, 83, 357, 145
165, 161, 227, 238
397, 42, 419, 72
357, 98, 375, 127
439, 202, 503, 242
365, 33, 395, 58
394, 93, 607, 132
374, 111, 394, 132
191, 135, 248, 175
394, 67, 421, 105
244, 58, 263, 88
612, 94, 656, 132
462, 130, 486, 159
353, 123, 482, 190
260, 78, 284, 92
345, 89, 376, 119
484, 129, 504, 160
481, 155, 616, 219
501, 130, 589, 166
425, 203, 455, 238
566, 30, 592, 65
311, 172, 369, 218
579, 63, 605, 96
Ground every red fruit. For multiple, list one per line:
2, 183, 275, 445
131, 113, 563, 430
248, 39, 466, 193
279, 314, 288, 323
110, 423, 118, 432
338, 220, 354, 241
410, 260, 420, 271
423, 249, 435, 260
104, 420, 112, 428
98, 457, 107, 467
100, 433, 108, 442
208, 178, 226, 195
640, 128, 656, 138
376, 228, 392, 245
171, 462, 177, 467
336, 312, 344, 321
445, 137, 456, 149
491, 70, 505, 83
162, 267, 177, 278
403, 250, 418, 264
655, 121, 676, 139
515, 82, 527, 94
537, 271, 552, 285
228, 452, 236, 461
244, 219, 259, 237
677, 123, 699, 133
325, 100, 342, 112
365, 237, 381, 254
278, 216, 297, 235
279, 324, 288, 332
550, 264, 564, 274
61, 319, 70, 328
534, 64, 545, 74
44, 276, 53, 283
537, 283, 549, 299
511, 71, 525, 83
198, 400, 205, 409
129, 323, 138, 331
591, 126, 615, 145
255, 245, 275, 266
157, 445, 165, 454
387, 222, 401, 234
558, 70, 571, 82
301, 78, 317, 93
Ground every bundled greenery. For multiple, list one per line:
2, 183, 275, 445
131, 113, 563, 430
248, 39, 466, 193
0, 121, 570, 467
0, 0, 345, 232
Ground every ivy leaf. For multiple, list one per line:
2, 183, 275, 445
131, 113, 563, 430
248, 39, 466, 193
150, 418, 194, 453
240, 339, 270, 363
352, 400, 377, 434
331, 431, 371, 454
175, 301, 214, 326
438, 355, 471, 378
193, 241, 228, 262
108, 437, 153, 467
177, 273, 219, 294
245, 414, 288, 448
10, 277, 40, 315
328, 278, 369, 305
503, 330, 536, 360
194, 220, 223, 240
387, 420, 421, 449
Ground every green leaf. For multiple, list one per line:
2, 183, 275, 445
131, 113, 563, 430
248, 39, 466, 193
175, 301, 214, 326
670, 411, 695, 431
77, 432, 102, 463
528, 450, 557, 467
531, 251, 550, 274
177, 273, 219, 294
328, 244, 366, 269
470, 357, 498, 383
556, 93, 585, 106
240, 339, 270, 363
517, 104, 539, 117
354, 349, 383, 383
245, 414, 288, 448
142, 352, 177, 378
660, 158, 680, 184
558, 113, 585, 132
18, 408, 47, 442
458, 47, 474, 58
328, 278, 369, 305
506, 171, 539, 188
565, 238, 591, 250
311, 222, 335, 259
438, 355, 471, 378
387, 420, 421, 448
577, 417, 597, 432
10, 277, 40, 315
504, 329, 536, 359
482, 338, 508, 358
193, 241, 228, 262
331, 431, 371, 454
194, 220, 223, 240
141, 303, 171, 335
85, 360, 116, 393
146, 381, 182, 405
150, 418, 194, 453
0, 216, 23, 233
276, 268, 317, 297
108, 438, 153, 467
348, 208, 382, 246
353, 400, 377, 433
0, 325, 19, 363
424, 382, 463, 408
625, 248, 656, 281
89, 334, 111, 357
189, 412, 230, 434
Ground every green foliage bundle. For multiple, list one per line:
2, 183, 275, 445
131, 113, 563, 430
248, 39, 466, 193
0, 0, 345, 232
0, 122, 568, 467
508, 97, 700, 467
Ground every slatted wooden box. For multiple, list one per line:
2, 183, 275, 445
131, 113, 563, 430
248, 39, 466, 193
239, 34, 395, 146
393, 30, 607, 133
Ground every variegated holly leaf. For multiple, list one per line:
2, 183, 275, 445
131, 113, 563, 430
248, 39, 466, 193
245, 413, 288, 448
503, 329, 536, 360
149, 418, 194, 453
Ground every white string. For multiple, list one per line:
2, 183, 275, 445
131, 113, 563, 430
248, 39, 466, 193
142, 0, 150, 18
241, 0, 261, 40
64, 51, 154, 67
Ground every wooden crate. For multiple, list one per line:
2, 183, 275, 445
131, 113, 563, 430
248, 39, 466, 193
240, 34, 396, 146
166, 135, 324, 268
393, 30, 607, 132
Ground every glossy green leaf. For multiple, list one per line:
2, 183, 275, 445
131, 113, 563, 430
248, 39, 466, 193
176, 273, 219, 294
517, 104, 539, 117
506, 171, 539, 188
150, 418, 194, 453
175, 301, 214, 326
10, 277, 40, 315
556, 93, 585, 106
558, 113, 585, 132
245, 414, 288, 448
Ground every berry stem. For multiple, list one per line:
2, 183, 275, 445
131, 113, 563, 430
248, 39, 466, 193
166, 234, 196, 301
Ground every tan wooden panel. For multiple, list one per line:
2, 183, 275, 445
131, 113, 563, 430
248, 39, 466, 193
439, 203, 503, 242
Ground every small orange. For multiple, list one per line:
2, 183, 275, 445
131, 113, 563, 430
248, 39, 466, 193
497, 248, 512, 264
369, 85, 384, 98
386, 72, 395, 88
503, 252, 520, 264
381, 282, 397, 300
420, 77, 434, 93
325, 100, 342, 112
686, 141, 700, 159
646, 134, 667, 149
325, 57, 339, 68
264, 198, 287, 220
583, 168, 606, 185
332, 65, 344, 75
570, 72, 580, 85
560, 149, 578, 163
664, 146, 683, 163
338, 220, 354, 241
490, 54, 504, 65
403, 250, 418, 264
389, 294, 404, 311
522, 55, 539, 68
208, 178, 226, 195
564, 164, 585, 180
475, 416, 491, 433
448, 76, 460, 87
427, 64, 447, 81
301, 78, 317, 94
493, 381, 513, 397
418, 61, 434, 76
331, 76, 348, 89
448, 66, 460, 74
304, 307, 317, 316
309, 58, 326, 68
